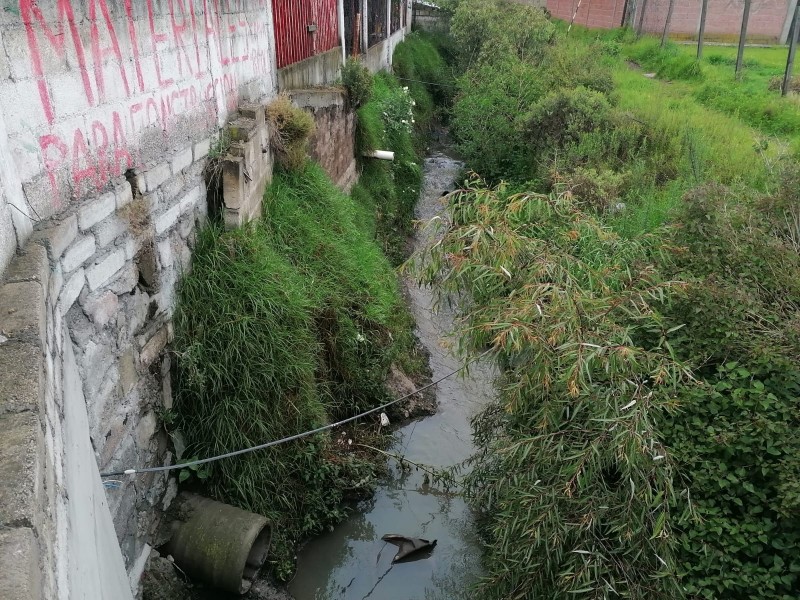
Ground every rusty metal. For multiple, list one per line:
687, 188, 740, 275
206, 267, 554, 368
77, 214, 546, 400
367, 0, 388, 47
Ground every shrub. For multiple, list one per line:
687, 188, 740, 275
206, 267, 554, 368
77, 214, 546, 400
340, 57, 373, 107
413, 175, 688, 599
654, 184, 800, 599
451, 57, 544, 181
450, 0, 555, 68
266, 95, 315, 171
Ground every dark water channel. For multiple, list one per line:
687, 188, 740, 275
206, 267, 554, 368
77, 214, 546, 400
287, 152, 495, 600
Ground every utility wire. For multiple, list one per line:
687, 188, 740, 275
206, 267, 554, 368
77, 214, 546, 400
100, 349, 492, 478
394, 76, 456, 88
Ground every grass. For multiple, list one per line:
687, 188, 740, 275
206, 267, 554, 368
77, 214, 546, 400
620, 36, 800, 152
557, 25, 799, 236
172, 162, 420, 579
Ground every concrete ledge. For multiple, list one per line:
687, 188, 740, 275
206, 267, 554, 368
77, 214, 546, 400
277, 47, 342, 91
289, 88, 346, 110
0, 527, 42, 600
0, 412, 42, 528
0, 341, 42, 414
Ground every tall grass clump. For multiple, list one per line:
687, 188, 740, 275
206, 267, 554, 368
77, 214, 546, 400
413, 175, 690, 599
353, 72, 423, 263
393, 31, 455, 125
267, 95, 316, 171
172, 162, 417, 579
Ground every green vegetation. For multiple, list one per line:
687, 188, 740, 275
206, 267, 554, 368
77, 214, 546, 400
172, 163, 418, 578
351, 63, 430, 263
413, 1, 800, 598
171, 43, 448, 580
340, 57, 373, 108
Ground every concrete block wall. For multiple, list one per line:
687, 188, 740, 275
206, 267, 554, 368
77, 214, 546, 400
0, 0, 279, 277
0, 0, 280, 596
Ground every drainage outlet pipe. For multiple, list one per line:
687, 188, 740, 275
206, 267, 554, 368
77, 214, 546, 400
164, 493, 272, 595
362, 150, 395, 160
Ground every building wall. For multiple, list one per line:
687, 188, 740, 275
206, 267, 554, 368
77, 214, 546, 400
0, 0, 279, 277
0, 1, 280, 597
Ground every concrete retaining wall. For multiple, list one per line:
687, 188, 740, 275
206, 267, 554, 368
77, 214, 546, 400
290, 89, 358, 191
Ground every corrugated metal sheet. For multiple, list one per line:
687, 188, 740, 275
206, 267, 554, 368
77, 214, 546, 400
272, 0, 341, 69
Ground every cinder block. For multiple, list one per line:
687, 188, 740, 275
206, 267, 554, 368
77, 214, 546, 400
116, 182, 134, 209
144, 162, 171, 192
3, 244, 49, 287
0, 282, 44, 342
171, 147, 193, 174
57, 268, 85, 316
0, 412, 42, 528
86, 249, 126, 291
78, 191, 116, 231
61, 236, 96, 273
0, 527, 41, 600
33, 215, 78, 260
193, 137, 212, 161
139, 326, 169, 367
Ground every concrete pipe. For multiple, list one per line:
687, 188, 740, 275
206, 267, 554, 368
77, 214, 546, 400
164, 493, 271, 595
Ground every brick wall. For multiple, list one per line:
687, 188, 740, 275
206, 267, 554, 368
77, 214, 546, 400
547, 0, 626, 29
638, 0, 791, 42
546, 0, 793, 41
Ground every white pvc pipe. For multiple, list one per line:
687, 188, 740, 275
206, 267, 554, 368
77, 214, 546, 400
363, 150, 395, 160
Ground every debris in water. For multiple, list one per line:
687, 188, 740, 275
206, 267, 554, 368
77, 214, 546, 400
380, 412, 390, 427
380, 534, 438, 563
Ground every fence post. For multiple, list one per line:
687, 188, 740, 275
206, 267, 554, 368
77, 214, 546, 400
338, 0, 346, 64
783, 2, 800, 95
661, 0, 675, 47
697, 0, 708, 59
636, 0, 649, 37
736, 0, 752, 79
362, 0, 368, 53
623, 0, 638, 28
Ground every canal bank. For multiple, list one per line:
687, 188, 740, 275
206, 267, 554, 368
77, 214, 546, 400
287, 149, 495, 600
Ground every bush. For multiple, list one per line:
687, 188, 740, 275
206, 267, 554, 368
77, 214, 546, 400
450, 0, 555, 68
266, 95, 315, 171
413, 175, 687, 599
341, 57, 373, 107
654, 184, 800, 599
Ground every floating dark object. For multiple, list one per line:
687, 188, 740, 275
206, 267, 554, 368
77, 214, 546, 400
381, 534, 438, 563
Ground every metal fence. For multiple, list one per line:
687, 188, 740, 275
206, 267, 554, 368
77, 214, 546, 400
272, 0, 341, 68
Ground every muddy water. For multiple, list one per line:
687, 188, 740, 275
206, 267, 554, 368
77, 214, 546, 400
287, 152, 495, 600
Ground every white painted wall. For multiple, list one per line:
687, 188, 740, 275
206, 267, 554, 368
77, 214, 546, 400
0, 0, 279, 274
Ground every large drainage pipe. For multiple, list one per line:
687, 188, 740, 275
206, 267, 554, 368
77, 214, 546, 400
163, 493, 272, 595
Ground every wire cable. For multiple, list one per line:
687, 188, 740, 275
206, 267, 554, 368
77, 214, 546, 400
100, 349, 492, 478
394, 76, 456, 88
